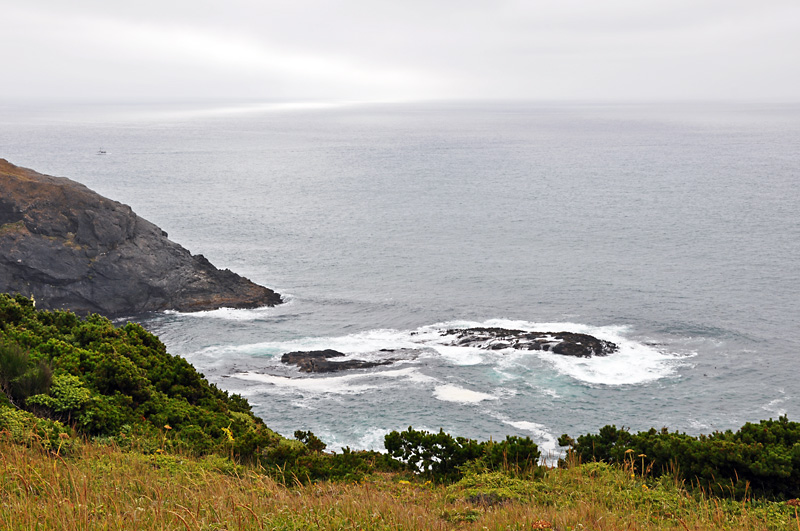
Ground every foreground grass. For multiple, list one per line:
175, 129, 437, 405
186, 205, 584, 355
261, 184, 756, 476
2, 436, 799, 530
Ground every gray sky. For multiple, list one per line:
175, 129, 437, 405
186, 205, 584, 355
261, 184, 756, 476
2, 0, 799, 102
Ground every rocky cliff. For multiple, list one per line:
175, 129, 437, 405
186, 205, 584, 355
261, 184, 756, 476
0, 159, 282, 316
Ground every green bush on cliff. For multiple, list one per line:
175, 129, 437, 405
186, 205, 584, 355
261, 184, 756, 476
384, 426, 541, 481
0, 293, 277, 461
0, 338, 52, 408
559, 417, 800, 499
0, 293, 403, 483
0, 405, 76, 454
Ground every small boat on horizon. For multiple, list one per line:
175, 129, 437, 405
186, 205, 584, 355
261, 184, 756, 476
97, 148, 106, 155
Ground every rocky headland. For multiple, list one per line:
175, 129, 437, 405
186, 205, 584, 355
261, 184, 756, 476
0, 158, 282, 316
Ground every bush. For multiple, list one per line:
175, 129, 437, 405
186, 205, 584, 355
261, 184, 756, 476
384, 427, 540, 481
294, 430, 327, 452
26, 374, 91, 417
0, 405, 76, 455
0, 339, 53, 407
559, 416, 800, 499
0, 294, 283, 461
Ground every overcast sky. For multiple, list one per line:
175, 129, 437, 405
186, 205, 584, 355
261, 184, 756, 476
2, 0, 799, 102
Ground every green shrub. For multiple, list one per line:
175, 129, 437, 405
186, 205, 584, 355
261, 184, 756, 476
384, 427, 540, 481
448, 470, 535, 505
26, 373, 92, 416
294, 429, 327, 452
0, 405, 76, 454
0, 339, 53, 407
559, 416, 800, 499
260, 439, 398, 484
0, 293, 283, 461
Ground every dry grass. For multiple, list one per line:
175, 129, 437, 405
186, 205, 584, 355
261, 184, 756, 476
1, 434, 798, 531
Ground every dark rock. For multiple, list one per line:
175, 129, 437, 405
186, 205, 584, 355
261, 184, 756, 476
281, 349, 394, 373
441, 327, 617, 358
0, 158, 282, 316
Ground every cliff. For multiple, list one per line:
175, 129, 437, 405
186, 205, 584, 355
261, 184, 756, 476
0, 158, 282, 316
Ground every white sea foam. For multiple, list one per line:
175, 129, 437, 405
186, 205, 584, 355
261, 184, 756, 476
539, 340, 688, 386
530, 386, 560, 399
433, 384, 498, 404
762, 396, 790, 417
195, 326, 429, 363
347, 427, 391, 453
252, 328, 422, 355
233, 371, 376, 394
421, 319, 693, 386
163, 301, 290, 321
689, 419, 712, 431
427, 345, 486, 366
501, 419, 559, 458
203, 318, 692, 392
232, 367, 436, 396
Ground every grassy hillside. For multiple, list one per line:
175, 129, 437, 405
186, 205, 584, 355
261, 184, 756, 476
2, 292, 800, 529
2, 434, 800, 530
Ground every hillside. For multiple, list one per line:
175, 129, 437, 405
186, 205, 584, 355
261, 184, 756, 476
2, 293, 800, 529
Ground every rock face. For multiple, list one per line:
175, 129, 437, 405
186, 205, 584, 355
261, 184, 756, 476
281, 350, 394, 373
0, 159, 282, 316
441, 327, 618, 357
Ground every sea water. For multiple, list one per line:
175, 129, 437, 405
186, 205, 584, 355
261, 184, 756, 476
2, 100, 798, 457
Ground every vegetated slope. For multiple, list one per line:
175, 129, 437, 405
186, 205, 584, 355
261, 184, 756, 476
0, 293, 402, 483
0, 293, 281, 459
559, 419, 800, 500
0, 158, 281, 316
2, 430, 800, 530
0, 294, 538, 484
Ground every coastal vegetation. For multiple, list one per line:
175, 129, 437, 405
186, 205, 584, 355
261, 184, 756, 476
3, 429, 800, 530
559, 418, 800, 500
2, 292, 800, 529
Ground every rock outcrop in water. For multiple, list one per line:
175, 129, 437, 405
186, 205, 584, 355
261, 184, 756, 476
279, 329, 615, 374
441, 327, 617, 357
281, 350, 394, 373
0, 158, 282, 316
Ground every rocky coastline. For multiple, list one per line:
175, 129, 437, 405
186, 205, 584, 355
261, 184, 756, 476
0, 158, 282, 316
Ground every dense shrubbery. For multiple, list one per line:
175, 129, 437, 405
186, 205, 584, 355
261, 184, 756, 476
265, 436, 401, 483
0, 293, 400, 483
559, 417, 800, 499
0, 338, 52, 408
384, 426, 540, 481
0, 293, 279, 461
0, 405, 76, 455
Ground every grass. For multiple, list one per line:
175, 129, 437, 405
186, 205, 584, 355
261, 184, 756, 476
2, 433, 800, 530
0, 220, 26, 236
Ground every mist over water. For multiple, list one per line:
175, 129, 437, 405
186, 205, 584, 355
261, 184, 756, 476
2, 100, 799, 453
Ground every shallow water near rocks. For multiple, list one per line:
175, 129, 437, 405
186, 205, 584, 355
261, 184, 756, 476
2, 100, 799, 456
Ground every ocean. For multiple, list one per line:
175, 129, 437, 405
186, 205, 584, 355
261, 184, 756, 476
2, 100, 798, 458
